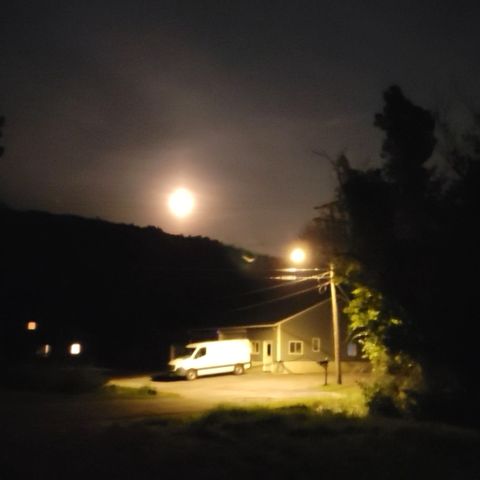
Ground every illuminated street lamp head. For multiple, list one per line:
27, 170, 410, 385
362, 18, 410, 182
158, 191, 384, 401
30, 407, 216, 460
168, 187, 195, 218
289, 247, 306, 265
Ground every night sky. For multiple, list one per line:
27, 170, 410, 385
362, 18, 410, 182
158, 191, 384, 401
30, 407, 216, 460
1, 1, 479, 255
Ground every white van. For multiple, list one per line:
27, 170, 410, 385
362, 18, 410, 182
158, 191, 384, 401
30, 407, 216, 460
168, 339, 251, 380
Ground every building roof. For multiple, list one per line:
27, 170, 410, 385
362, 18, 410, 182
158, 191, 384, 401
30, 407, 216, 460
187, 276, 340, 339
217, 298, 332, 330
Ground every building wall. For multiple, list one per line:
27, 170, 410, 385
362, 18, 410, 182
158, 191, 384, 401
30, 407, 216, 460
279, 301, 333, 364
279, 299, 364, 362
246, 327, 276, 368
217, 299, 365, 374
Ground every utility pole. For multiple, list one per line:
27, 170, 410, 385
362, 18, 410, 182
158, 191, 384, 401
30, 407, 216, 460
329, 263, 342, 384
279, 250, 343, 384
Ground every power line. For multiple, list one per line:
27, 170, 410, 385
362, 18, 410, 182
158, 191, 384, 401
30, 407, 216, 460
234, 283, 321, 312
225, 275, 314, 299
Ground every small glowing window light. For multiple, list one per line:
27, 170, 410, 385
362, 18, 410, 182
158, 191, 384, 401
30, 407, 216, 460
27, 321, 37, 331
37, 344, 51, 357
69, 343, 82, 355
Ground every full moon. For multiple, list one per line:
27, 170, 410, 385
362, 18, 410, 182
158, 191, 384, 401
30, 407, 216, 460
168, 188, 195, 218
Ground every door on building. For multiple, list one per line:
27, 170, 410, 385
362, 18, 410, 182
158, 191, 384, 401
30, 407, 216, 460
262, 340, 273, 371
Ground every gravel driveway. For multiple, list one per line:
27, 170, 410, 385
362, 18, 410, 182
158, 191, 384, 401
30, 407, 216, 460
109, 368, 365, 406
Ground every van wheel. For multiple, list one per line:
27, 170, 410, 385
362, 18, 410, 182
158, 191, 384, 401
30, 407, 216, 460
233, 364, 244, 375
186, 369, 197, 381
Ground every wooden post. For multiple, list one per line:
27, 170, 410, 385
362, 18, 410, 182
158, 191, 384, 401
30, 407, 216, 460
330, 264, 342, 384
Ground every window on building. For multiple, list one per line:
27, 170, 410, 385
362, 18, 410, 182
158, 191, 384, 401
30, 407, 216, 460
288, 341, 303, 355
250, 341, 260, 355
312, 337, 321, 352
27, 321, 37, 331
347, 342, 358, 357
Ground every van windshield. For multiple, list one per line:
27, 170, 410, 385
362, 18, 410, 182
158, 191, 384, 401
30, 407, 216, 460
176, 346, 196, 358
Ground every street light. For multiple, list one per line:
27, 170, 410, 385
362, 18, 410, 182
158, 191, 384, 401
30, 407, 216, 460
289, 247, 306, 264
286, 247, 342, 384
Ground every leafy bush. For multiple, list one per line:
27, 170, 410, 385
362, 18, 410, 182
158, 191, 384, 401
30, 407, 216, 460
362, 364, 423, 418
363, 381, 402, 417
343, 282, 425, 418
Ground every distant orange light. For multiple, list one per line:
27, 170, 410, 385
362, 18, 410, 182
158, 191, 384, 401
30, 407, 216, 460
27, 321, 37, 331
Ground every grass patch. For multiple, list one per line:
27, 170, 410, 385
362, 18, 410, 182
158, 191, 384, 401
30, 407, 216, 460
92, 406, 480, 479
100, 384, 157, 397
214, 383, 368, 417
3, 398, 479, 479
99, 384, 178, 398
2, 363, 108, 394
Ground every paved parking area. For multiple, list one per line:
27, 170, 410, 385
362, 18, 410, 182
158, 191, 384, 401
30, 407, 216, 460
109, 369, 369, 406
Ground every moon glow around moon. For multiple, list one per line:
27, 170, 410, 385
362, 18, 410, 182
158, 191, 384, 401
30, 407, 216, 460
168, 188, 195, 218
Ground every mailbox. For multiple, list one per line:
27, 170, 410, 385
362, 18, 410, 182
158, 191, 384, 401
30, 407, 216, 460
318, 358, 329, 385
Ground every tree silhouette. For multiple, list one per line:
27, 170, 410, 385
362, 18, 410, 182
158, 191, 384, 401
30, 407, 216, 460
310, 86, 480, 422
375, 86, 436, 193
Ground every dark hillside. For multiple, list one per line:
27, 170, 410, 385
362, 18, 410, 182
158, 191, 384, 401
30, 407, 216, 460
0, 207, 280, 368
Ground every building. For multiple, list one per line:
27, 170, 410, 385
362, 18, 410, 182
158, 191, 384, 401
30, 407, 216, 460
189, 298, 367, 374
